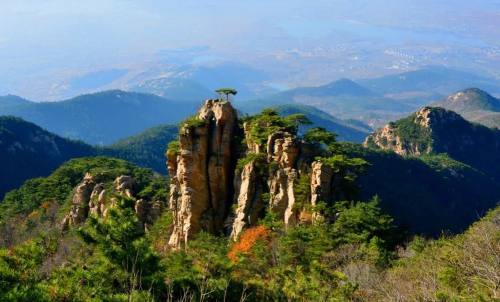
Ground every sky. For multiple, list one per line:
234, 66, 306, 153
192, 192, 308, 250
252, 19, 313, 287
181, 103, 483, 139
0, 0, 499, 99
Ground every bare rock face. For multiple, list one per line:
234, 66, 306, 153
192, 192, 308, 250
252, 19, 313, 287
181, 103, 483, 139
114, 175, 135, 198
266, 132, 300, 227
308, 161, 335, 223
62, 173, 96, 229
243, 122, 261, 153
89, 183, 105, 216
230, 161, 265, 240
62, 174, 162, 231
168, 99, 238, 247
364, 107, 440, 156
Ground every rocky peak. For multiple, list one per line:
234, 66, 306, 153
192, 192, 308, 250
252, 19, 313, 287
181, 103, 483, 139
168, 99, 238, 247
61, 174, 162, 231
167, 100, 355, 247
439, 88, 500, 113
364, 106, 493, 157
414, 106, 462, 128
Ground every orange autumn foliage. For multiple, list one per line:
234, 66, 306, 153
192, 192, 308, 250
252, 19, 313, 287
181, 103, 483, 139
228, 225, 270, 263
41, 200, 52, 210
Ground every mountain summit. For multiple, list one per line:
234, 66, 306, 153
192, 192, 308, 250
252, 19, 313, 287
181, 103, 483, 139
437, 88, 500, 113
365, 106, 500, 179
435, 88, 500, 128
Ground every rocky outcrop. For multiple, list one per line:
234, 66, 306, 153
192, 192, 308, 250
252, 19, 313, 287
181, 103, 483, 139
267, 132, 300, 227
364, 107, 437, 156
230, 161, 265, 240
62, 174, 162, 231
363, 123, 417, 156
114, 175, 135, 198
168, 99, 238, 247
167, 100, 348, 245
364, 107, 477, 156
62, 173, 96, 228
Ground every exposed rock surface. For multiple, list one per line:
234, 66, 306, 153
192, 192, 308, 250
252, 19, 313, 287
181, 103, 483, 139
266, 132, 300, 227
230, 161, 264, 240
62, 173, 96, 228
167, 100, 346, 246
62, 174, 161, 231
364, 107, 439, 156
364, 106, 500, 158
168, 99, 238, 247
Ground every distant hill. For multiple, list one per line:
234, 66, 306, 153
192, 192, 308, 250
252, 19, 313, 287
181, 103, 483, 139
358, 66, 500, 96
0, 90, 199, 145
273, 104, 371, 142
352, 105, 500, 234
100, 124, 178, 174
133, 77, 216, 101
239, 78, 413, 128
0, 116, 177, 199
344, 143, 500, 235
434, 88, 500, 128
365, 106, 500, 181
0, 95, 31, 109
0, 116, 95, 200
281, 78, 376, 98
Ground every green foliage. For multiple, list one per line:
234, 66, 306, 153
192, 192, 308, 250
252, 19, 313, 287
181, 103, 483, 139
0, 157, 158, 246
79, 196, 163, 300
215, 87, 238, 101
101, 124, 178, 174
343, 141, 500, 235
331, 197, 397, 249
163, 232, 235, 300
392, 113, 433, 151
235, 152, 267, 173
166, 140, 180, 157
374, 206, 500, 301
180, 115, 207, 130
0, 236, 57, 301
304, 127, 337, 146
0, 116, 96, 199
293, 173, 311, 210
245, 108, 310, 145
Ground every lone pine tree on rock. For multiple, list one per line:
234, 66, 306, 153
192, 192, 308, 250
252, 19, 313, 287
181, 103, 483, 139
215, 88, 237, 101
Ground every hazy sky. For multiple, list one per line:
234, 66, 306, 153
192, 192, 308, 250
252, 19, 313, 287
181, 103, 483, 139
1, 0, 499, 98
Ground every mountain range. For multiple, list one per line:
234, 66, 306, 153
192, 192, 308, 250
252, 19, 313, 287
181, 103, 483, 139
0, 90, 198, 145
1, 96, 499, 301
0, 116, 178, 199
434, 88, 500, 129
239, 66, 500, 128
361, 106, 500, 234
0, 102, 369, 199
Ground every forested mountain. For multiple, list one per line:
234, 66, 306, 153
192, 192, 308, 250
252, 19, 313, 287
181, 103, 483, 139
365, 106, 500, 181
100, 124, 178, 174
273, 104, 371, 142
435, 88, 500, 128
0, 95, 32, 109
133, 77, 215, 101
0, 117, 176, 199
358, 66, 500, 96
0, 90, 198, 145
0, 116, 95, 200
1, 100, 498, 301
239, 79, 411, 127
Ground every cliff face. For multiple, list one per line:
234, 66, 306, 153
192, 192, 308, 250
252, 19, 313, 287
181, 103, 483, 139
364, 106, 500, 180
62, 174, 161, 231
167, 100, 347, 248
168, 99, 238, 247
364, 107, 439, 156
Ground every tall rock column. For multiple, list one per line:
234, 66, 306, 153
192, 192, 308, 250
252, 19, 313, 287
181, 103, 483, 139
267, 132, 300, 227
168, 99, 237, 248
